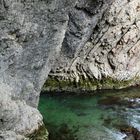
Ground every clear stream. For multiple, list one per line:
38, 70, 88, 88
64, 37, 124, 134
38, 87, 140, 140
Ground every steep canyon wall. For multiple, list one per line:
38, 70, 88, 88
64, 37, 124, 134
44, 0, 140, 92
0, 0, 75, 139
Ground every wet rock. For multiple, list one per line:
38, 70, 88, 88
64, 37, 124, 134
117, 124, 140, 140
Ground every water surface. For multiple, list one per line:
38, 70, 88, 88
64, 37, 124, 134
39, 87, 140, 140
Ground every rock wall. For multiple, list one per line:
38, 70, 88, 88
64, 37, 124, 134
0, 0, 76, 139
44, 0, 140, 92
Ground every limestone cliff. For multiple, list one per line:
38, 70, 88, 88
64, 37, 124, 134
44, 0, 140, 92
0, 0, 140, 139
0, 0, 75, 139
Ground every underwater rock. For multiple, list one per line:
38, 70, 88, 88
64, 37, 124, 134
119, 125, 140, 140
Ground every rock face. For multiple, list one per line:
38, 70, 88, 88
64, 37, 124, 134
0, 0, 140, 139
0, 0, 76, 139
44, 0, 140, 92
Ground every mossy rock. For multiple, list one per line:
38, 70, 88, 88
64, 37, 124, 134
27, 125, 49, 140
42, 75, 140, 92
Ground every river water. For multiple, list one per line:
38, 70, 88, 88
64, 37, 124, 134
39, 87, 140, 140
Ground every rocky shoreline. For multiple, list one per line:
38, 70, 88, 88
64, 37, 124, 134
43, 76, 140, 92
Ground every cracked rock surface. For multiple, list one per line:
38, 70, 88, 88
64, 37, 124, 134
0, 0, 75, 139
46, 0, 140, 91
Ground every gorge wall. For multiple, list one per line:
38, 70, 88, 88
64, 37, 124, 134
44, 0, 140, 92
0, 0, 140, 139
0, 0, 75, 139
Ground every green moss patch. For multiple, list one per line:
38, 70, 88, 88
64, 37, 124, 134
42, 75, 140, 92
27, 125, 49, 140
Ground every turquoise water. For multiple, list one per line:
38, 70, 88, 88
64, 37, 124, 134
38, 88, 140, 140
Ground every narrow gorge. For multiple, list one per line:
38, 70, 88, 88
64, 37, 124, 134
0, 0, 140, 139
